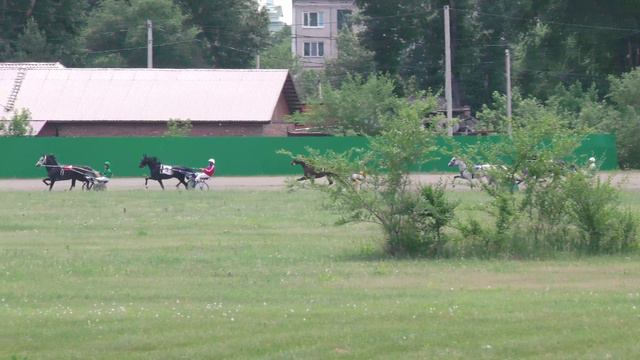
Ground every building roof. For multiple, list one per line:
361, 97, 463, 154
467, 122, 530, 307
0, 62, 65, 69
0, 68, 301, 125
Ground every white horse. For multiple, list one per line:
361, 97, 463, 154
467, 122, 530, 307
350, 171, 367, 192
448, 157, 499, 188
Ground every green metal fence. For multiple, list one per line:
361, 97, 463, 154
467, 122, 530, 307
0, 134, 617, 178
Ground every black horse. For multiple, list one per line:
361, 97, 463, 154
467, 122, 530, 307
35, 154, 98, 191
291, 158, 336, 185
139, 154, 194, 190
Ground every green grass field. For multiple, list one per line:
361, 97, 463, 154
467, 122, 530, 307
1, 190, 639, 359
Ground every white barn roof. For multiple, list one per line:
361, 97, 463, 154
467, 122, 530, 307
0, 68, 300, 124
0, 62, 65, 70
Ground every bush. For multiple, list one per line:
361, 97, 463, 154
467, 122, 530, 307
563, 173, 637, 254
284, 92, 457, 257
165, 118, 192, 136
1, 108, 32, 136
452, 111, 638, 258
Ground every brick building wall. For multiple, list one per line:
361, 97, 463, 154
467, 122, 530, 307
35, 90, 296, 137
37, 121, 276, 137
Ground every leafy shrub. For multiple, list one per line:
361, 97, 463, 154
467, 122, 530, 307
563, 173, 637, 254
165, 118, 192, 137
453, 111, 638, 258
284, 92, 457, 257
1, 108, 32, 136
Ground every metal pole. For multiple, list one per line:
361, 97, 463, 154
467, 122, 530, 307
147, 19, 153, 69
506, 49, 512, 137
256, 54, 261, 69
444, 6, 453, 136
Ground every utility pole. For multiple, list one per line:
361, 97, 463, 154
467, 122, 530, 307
256, 54, 261, 69
444, 5, 453, 136
147, 19, 153, 69
505, 49, 512, 137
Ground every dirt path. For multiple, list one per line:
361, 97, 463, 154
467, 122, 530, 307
2, 172, 640, 192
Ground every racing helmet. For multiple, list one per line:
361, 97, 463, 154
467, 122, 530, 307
208, 158, 215, 164
104, 161, 111, 166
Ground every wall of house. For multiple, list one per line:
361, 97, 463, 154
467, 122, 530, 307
36, 121, 284, 137
292, 0, 356, 69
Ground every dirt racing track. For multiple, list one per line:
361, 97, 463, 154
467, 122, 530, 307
2, 172, 640, 192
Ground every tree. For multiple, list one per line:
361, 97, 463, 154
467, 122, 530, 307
453, 111, 636, 256
11, 18, 56, 61
83, 0, 206, 68
352, 0, 499, 109
285, 94, 456, 256
258, 26, 300, 72
176, 0, 269, 68
288, 74, 402, 136
605, 69, 640, 168
324, 29, 376, 87
1, 109, 33, 136
0, 0, 86, 65
165, 118, 192, 137
514, 0, 640, 99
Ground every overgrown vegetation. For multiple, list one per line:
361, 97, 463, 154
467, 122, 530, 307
0, 109, 33, 136
450, 113, 638, 258
287, 90, 637, 258
287, 73, 422, 136
165, 118, 192, 136
285, 92, 457, 256
476, 70, 640, 169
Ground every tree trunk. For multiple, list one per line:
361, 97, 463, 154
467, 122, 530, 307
26, 0, 37, 17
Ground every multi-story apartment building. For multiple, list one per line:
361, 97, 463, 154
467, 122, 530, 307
291, 0, 356, 69
265, 0, 286, 33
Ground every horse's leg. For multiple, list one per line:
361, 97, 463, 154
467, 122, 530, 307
296, 176, 307, 182
158, 179, 165, 190
49, 179, 55, 191
42, 178, 50, 186
176, 177, 187, 189
451, 175, 459, 188
69, 178, 76, 190
144, 177, 149, 189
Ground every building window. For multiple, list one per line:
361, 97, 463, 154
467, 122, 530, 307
337, 10, 352, 31
304, 42, 324, 57
303, 12, 324, 27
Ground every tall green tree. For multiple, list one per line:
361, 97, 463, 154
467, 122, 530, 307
0, 0, 86, 64
605, 68, 640, 168
288, 74, 402, 136
177, 0, 269, 68
513, 0, 640, 99
354, 0, 516, 110
355, 0, 640, 109
83, 0, 206, 68
325, 29, 376, 87
258, 26, 300, 72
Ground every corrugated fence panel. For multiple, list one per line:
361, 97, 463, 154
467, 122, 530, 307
0, 134, 617, 178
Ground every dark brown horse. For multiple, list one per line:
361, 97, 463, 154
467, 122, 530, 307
139, 154, 194, 190
35, 154, 97, 191
291, 159, 337, 185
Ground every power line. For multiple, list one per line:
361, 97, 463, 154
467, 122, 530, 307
451, 7, 640, 34
85, 39, 201, 55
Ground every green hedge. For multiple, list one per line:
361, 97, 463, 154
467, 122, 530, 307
0, 134, 617, 178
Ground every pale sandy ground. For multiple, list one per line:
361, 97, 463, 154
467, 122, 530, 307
1, 172, 640, 192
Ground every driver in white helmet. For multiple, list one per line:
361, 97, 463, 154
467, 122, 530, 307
195, 158, 216, 182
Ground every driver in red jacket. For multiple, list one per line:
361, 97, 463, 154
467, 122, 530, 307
195, 158, 215, 182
